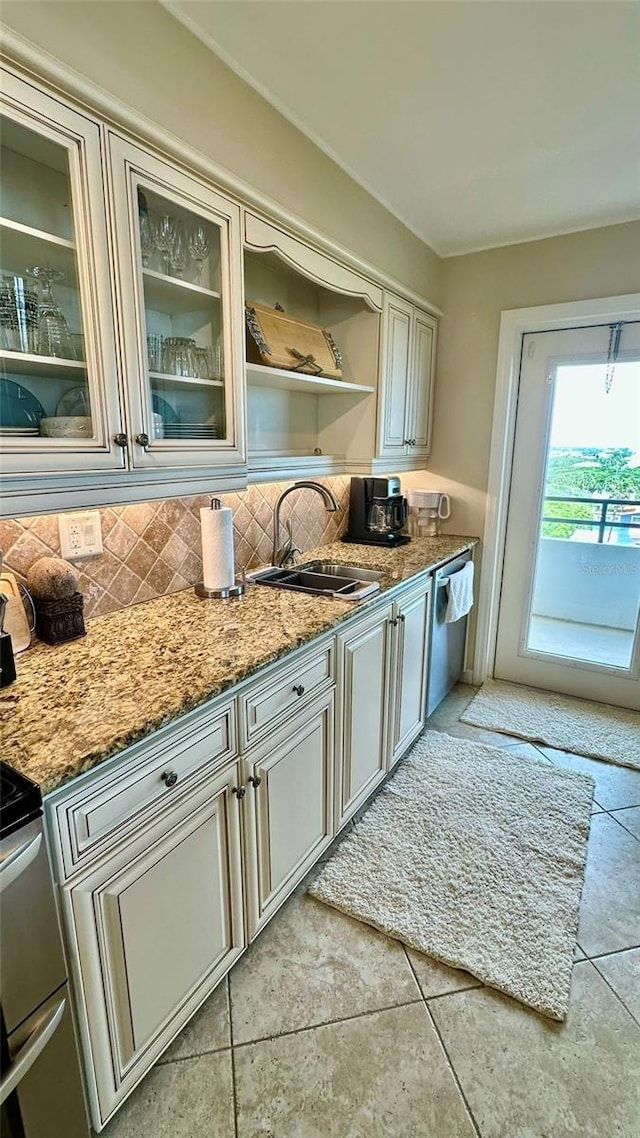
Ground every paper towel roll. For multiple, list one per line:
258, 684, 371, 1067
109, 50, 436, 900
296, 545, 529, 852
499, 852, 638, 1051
200, 504, 235, 590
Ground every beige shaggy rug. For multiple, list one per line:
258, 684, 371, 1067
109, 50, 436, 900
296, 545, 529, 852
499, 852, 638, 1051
309, 731, 593, 1021
460, 678, 640, 771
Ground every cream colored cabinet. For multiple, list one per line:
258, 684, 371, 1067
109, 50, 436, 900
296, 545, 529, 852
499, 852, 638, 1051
44, 576, 435, 1131
243, 691, 335, 939
108, 134, 245, 471
64, 758, 245, 1129
0, 68, 123, 479
377, 292, 437, 464
389, 577, 432, 767
1, 66, 247, 516
335, 599, 394, 829
335, 575, 432, 825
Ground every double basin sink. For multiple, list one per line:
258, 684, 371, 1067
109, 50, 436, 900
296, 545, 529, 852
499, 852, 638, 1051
251, 561, 385, 602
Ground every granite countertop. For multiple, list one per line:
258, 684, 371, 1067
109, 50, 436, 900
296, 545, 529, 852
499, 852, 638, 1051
0, 535, 477, 796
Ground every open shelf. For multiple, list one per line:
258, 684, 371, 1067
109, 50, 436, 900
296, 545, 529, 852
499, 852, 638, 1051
142, 268, 221, 314
247, 451, 346, 482
150, 370, 224, 389
0, 350, 86, 379
246, 362, 374, 396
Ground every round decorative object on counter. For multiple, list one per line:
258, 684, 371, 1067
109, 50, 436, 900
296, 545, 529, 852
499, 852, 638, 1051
26, 557, 79, 600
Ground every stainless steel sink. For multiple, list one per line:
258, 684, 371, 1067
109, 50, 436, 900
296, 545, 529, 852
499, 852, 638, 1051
250, 562, 384, 601
302, 562, 385, 583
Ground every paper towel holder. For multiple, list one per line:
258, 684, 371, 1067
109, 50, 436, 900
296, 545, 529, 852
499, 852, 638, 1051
195, 580, 246, 600
195, 497, 246, 599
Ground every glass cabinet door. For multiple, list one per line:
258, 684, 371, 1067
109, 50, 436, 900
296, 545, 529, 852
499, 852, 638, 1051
0, 72, 123, 474
109, 135, 245, 470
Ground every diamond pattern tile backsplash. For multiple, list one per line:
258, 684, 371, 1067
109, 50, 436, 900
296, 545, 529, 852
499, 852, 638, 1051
0, 479, 351, 621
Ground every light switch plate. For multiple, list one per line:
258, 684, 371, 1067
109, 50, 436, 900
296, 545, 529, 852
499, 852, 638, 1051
59, 510, 103, 559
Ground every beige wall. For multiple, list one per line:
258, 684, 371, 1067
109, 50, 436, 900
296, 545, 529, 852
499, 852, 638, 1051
424, 221, 640, 539
1, 0, 441, 303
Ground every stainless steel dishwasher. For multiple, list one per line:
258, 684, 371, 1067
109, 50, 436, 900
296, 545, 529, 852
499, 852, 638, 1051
0, 763, 89, 1138
426, 550, 473, 716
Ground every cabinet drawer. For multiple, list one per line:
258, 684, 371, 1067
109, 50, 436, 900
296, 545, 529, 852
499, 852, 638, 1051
239, 639, 335, 749
54, 700, 236, 878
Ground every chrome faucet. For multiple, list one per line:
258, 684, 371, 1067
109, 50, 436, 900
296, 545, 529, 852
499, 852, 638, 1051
272, 481, 340, 567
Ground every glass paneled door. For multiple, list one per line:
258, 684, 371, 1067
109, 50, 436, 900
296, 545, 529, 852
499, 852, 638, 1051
495, 319, 640, 710
0, 71, 123, 473
108, 134, 245, 470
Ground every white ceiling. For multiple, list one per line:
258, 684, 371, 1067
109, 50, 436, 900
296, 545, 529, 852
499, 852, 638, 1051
163, 1, 640, 256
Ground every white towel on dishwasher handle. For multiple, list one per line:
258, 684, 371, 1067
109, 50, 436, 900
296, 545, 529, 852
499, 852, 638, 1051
445, 561, 474, 623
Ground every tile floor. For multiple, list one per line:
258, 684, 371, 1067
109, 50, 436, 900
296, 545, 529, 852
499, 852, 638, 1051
100, 685, 640, 1138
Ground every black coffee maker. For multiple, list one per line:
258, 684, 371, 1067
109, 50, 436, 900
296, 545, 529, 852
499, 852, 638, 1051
342, 477, 410, 546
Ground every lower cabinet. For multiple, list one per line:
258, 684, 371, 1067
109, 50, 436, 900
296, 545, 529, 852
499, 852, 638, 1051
243, 692, 335, 939
49, 569, 438, 1130
335, 600, 394, 828
64, 760, 245, 1127
335, 574, 432, 826
389, 577, 432, 767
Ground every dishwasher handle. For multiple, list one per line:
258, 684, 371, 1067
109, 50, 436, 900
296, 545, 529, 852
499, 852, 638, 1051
0, 996, 66, 1105
0, 831, 42, 895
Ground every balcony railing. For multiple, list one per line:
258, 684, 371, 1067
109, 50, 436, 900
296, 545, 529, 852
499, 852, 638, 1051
541, 496, 640, 543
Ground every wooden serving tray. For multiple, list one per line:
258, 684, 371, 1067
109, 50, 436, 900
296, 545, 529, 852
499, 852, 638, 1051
245, 301, 343, 380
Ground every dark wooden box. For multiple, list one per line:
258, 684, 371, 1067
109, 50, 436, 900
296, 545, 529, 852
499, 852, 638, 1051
34, 592, 86, 645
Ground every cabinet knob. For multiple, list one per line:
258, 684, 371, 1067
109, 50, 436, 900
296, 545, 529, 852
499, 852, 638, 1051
292, 684, 305, 697
113, 433, 128, 448
390, 617, 399, 627
249, 775, 262, 789
233, 785, 246, 799
135, 432, 150, 448
411, 438, 417, 446
398, 613, 406, 623
161, 770, 178, 788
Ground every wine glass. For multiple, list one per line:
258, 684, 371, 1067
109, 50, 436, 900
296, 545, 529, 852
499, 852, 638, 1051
188, 223, 210, 284
26, 267, 71, 359
139, 210, 156, 268
155, 214, 176, 275
170, 223, 189, 279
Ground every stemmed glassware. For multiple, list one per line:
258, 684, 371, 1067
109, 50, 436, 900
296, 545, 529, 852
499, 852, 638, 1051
154, 214, 176, 275
139, 210, 156, 268
138, 202, 213, 285
170, 223, 188, 279
26, 267, 72, 359
188, 224, 211, 284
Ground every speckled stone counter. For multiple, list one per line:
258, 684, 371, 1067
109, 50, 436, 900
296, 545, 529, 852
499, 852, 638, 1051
0, 535, 476, 795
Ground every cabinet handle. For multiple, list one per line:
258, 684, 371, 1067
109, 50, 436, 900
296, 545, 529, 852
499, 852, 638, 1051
389, 617, 399, 627
398, 613, 406, 623
292, 684, 305, 697
135, 432, 150, 449
161, 770, 178, 788
113, 433, 128, 448
233, 785, 246, 799
249, 775, 262, 789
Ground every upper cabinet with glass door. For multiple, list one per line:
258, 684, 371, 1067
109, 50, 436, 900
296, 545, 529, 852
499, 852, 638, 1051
108, 134, 245, 470
0, 70, 123, 474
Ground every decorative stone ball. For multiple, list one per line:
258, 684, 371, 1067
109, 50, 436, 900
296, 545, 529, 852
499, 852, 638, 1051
26, 556, 80, 600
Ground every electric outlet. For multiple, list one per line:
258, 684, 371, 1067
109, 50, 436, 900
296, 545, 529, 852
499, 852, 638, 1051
59, 511, 103, 559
